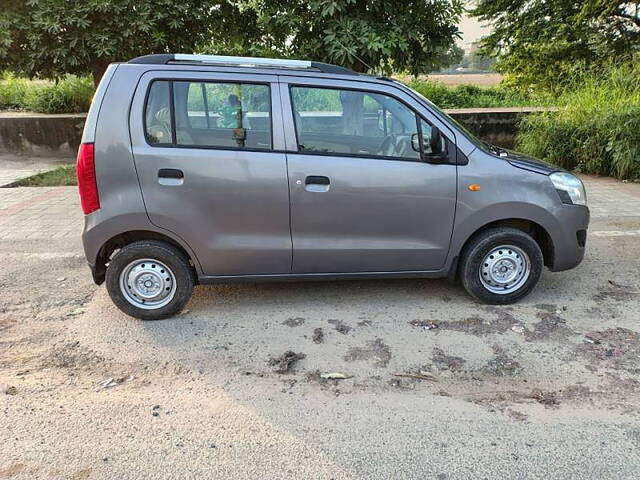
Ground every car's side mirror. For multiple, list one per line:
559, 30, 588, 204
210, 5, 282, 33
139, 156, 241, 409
413, 127, 448, 162
411, 133, 421, 153
430, 126, 442, 155
424, 126, 448, 163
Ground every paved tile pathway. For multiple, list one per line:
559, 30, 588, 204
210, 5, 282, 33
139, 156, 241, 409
0, 186, 81, 240
580, 175, 640, 219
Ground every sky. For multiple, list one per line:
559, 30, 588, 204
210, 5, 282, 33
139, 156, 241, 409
457, 12, 492, 51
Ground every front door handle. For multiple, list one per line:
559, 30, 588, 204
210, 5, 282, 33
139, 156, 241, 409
304, 175, 330, 193
305, 175, 330, 185
158, 168, 184, 186
158, 168, 184, 179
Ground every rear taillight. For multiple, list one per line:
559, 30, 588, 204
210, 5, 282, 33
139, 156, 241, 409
76, 142, 100, 214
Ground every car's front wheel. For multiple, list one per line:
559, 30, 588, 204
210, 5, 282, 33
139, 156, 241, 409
105, 240, 194, 320
460, 227, 543, 305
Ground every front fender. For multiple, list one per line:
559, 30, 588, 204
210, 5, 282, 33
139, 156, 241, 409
448, 201, 561, 261
448, 148, 586, 272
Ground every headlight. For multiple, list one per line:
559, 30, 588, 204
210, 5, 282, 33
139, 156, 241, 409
549, 172, 587, 206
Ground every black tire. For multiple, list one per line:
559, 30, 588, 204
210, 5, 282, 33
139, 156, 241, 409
459, 227, 543, 305
105, 240, 194, 320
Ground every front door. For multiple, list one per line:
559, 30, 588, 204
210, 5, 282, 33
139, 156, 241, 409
130, 71, 291, 276
281, 81, 457, 273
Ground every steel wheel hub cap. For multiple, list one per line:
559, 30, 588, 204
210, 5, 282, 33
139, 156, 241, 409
479, 245, 530, 294
119, 258, 176, 309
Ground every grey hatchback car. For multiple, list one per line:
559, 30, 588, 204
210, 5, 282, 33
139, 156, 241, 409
77, 54, 589, 320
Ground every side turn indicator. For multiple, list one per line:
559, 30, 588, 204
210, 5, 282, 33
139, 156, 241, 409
468, 184, 481, 192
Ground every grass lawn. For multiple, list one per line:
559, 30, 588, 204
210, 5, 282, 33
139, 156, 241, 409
13, 164, 77, 186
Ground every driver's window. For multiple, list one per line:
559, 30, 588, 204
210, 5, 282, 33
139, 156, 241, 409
290, 86, 420, 160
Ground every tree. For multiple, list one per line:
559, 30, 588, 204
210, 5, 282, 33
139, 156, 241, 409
439, 44, 465, 69
0, 0, 464, 84
210, 0, 464, 75
465, 46, 495, 72
0, 0, 255, 85
471, 1, 640, 90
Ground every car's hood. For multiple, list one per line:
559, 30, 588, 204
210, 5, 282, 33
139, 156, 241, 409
502, 150, 560, 175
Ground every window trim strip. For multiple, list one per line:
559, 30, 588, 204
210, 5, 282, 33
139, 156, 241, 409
168, 81, 177, 145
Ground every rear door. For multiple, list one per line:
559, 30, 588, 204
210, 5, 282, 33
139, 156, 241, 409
280, 77, 458, 273
129, 71, 291, 276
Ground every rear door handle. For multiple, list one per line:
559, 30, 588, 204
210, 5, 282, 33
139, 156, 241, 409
304, 175, 330, 192
158, 168, 184, 186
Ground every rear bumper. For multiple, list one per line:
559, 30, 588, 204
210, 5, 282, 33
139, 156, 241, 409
82, 213, 105, 285
549, 205, 590, 272
89, 262, 106, 285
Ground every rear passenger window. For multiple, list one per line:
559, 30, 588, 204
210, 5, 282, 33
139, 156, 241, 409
178, 81, 273, 150
144, 80, 272, 150
144, 81, 173, 145
290, 86, 421, 160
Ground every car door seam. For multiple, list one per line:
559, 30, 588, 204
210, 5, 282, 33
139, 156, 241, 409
277, 75, 295, 271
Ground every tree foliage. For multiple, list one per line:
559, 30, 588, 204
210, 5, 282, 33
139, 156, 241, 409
0, 0, 464, 84
0, 0, 254, 85
225, 0, 464, 74
471, 1, 640, 90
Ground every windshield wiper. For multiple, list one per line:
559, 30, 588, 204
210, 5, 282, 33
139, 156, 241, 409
483, 141, 509, 157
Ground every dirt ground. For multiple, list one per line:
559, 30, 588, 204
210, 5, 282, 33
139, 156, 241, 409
427, 73, 503, 87
1, 176, 640, 479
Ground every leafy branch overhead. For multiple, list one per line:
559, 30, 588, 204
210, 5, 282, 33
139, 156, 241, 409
471, 0, 640, 90
229, 0, 464, 74
0, 0, 258, 84
0, 0, 464, 84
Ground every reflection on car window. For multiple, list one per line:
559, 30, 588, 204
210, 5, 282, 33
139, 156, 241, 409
290, 86, 421, 160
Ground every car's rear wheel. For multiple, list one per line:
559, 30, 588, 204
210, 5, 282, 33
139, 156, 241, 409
460, 227, 543, 304
105, 240, 194, 320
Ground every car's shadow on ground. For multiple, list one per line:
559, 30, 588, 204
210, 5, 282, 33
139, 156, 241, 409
187, 277, 470, 311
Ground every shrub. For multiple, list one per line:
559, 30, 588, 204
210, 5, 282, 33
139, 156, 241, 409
516, 59, 640, 180
0, 73, 93, 113
0, 72, 33, 109
12, 165, 77, 187
24, 75, 94, 113
403, 78, 544, 109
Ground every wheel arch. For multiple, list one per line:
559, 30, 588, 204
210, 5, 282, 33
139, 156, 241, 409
450, 218, 554, 282
91, 230, 199, 285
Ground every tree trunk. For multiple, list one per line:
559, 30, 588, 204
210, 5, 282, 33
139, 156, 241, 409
340, 91, 364, 136
90, 60, 111, 87
350, 61, 367, 73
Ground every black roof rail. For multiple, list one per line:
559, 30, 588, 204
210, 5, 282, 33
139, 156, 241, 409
128, 54, 358, 75
129, 54, 175, 65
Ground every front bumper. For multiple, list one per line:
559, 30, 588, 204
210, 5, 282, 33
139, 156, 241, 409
549, 205, 590, 272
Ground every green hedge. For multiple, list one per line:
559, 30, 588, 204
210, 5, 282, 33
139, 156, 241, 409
2, 72, 545, 114
404, 78, 544, 109
0, 73, 93, 113
516, 60, 640, 180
